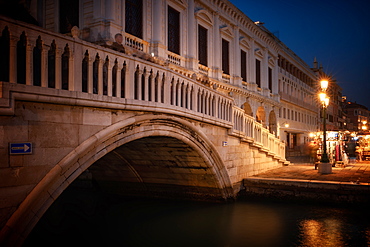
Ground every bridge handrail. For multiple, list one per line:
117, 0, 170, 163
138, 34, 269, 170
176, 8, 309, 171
0, 16, 285, 160
231, 106, 285, 159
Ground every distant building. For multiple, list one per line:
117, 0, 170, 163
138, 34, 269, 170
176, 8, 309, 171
344, 101, 369, 131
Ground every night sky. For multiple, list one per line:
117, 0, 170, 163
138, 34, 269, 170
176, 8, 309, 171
230, 0, 370, 108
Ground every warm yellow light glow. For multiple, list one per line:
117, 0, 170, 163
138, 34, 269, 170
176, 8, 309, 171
284, 123, 289, 128
363, 121, 367, 125
320, 80, 329, 91
323, 97, 329, 107
309, 133, 315, 138
362, 125, 367, 130
319, 93, 327, 102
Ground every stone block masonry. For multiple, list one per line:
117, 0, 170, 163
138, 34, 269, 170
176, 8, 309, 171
241, 177, 370, 204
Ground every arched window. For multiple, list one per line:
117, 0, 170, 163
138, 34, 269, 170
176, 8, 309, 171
141, 67, 146, 100
0, 26, 10, 82
48, 40, 56, 88
61, 44, 70, 90
134, 65, 140, 99
33, 36, 42, 86
155, 72, 159, 102
161, 73, 165, 103
112, 59, 118, 97
93, 54, 99, 94
82, 50, 89, 93
121, 62, 126, 98
17, 32, 27, 84
103, 57, 109, 95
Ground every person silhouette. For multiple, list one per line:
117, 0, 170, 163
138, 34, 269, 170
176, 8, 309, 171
111, 33, 125, 53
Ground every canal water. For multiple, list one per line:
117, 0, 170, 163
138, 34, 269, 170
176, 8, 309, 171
25, 186, 370, 247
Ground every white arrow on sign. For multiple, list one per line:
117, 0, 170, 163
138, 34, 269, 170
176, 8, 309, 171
11, 144, 30, 152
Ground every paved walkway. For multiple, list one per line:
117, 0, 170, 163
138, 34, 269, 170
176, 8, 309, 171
252, 161, 370, 185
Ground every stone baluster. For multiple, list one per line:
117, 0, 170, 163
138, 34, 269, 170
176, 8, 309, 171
115, 62, 122, 98
107, 58, 113, 97
142, 69, 149, 101
88, 54, 93, 94
41, 42, 48, 88
149, 71, 155, 102
26, 40, 32, 85
97, 57, 103, 95
54, 46, 61, 89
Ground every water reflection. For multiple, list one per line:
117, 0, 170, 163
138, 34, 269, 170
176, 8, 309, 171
25, 191, 370, 247
299, 219, 344, 247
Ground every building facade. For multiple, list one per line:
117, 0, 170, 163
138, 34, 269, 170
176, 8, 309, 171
344, 101, 369, 131
0, 0, 327, 158
277, 50, 319, 152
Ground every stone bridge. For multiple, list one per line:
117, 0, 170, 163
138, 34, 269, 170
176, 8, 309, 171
0, 17, 287, 246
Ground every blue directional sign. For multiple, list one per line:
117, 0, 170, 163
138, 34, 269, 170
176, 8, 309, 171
9, 143, 32, 155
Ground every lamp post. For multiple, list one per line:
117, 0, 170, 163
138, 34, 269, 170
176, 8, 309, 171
319, 92, 330, 163
318, 80, 332, 173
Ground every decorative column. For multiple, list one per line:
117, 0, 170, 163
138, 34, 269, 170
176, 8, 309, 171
187, 0, 197, 70
98, 57, 103, 95
88, 54, 93, 94
152, 0, 165, 58
212, 12, 221, 80
54, 47, 61, 89
107, 58, 113, 96
163, 72, 171, 105
142, 69, 149, 101
261, 48, 268, 90
41, 43, 48, 88
233, 26, 241, 86
272, 56, 279, 95
116, 62, 122, 98
150, 72, 155, 102
26, 42, 32, 85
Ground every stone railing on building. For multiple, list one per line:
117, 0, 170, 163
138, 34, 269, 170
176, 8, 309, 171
231, 107, 285, 160
124, 32, 148, 53
279, 91, 317, 112
0, 16, 285, 161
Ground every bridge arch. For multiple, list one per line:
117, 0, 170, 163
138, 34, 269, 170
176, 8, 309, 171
2, 114, 233, 245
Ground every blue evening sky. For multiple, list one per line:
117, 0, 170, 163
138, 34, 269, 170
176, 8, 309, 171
229, 0, 370, 108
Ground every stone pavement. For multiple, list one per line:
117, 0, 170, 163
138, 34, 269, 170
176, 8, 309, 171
252, 160, 370, 185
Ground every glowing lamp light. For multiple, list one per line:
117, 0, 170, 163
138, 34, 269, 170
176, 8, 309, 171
284, 123, 289, 128
319, 92, 326, 102
320, 80, 329, 91
323, 97, 329, 107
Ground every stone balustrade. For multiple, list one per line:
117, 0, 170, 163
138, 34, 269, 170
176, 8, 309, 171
0, 16, 285, 160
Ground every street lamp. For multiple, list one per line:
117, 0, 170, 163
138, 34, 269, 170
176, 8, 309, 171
319, 92, 330, 163
318, 79, 331, 173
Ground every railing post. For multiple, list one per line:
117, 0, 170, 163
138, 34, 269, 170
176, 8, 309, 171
98, 57, 103, 95
71, 45, 82, 92
150, 71, 155, 101
55, 47, 61, 89
88, 54, 93, 94
41, 43, 48, 87
163, 72, 170, 105
26, 42, 32, 85
142, 69, 149, 101
68, 54, 74, 91
116, 62, 122, 98
125, 60, 134, 99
